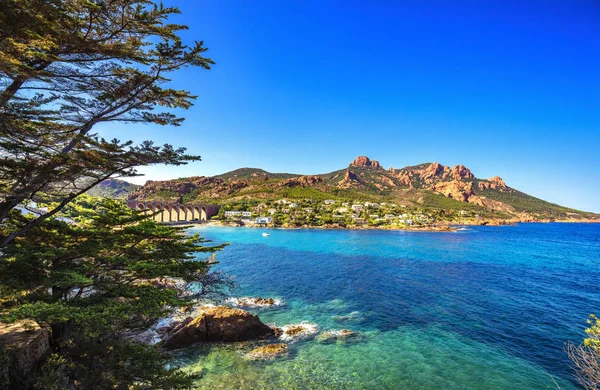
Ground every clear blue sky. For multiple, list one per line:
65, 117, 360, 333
98, 0, 600, 212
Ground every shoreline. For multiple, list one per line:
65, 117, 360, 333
200, 219, 600, 233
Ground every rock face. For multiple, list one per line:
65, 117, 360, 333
246, 343, 288, 360
478, 176, 508, 191
278, 175, 323, 188
337, 169, 360, 189
433, 181, 475, 202
162, 306, 276, 350
351, 156, 381, 169
0, 320, 51, 387
452, 164, 474, 180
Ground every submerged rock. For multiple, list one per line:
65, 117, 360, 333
162, 306, 276, 350
331, 311, 363, 323
225, 296, 283, 308
316, 329, 362, 344
278, 322, 319, 343
246, 343, 288, 360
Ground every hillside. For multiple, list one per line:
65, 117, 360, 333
87, 178, 139, 199
125, 156, 599, 222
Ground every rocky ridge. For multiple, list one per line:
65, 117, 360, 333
124, 156, 598, 222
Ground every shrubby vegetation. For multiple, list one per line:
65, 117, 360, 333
1, 196, 231, 388
568, 315, 600, 390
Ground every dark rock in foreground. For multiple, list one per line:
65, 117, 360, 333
0, 320, 51, 387
162, 306, 276, 350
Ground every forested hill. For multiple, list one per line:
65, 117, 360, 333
87, 179, 139, 199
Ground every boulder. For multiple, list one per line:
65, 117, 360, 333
246, 343, 288, 360
0, 320, 51, 387
278, 322, 319, 343
162, 306, 276, 350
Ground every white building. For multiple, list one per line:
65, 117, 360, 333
351, 204, 364, 212
324, 199, 336, 205
242, 211, 252, 217
225, 211, 242, 217
255, 217, 273, 224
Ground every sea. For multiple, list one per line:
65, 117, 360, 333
177, 223, 600, 389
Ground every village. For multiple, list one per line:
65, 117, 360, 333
215, 198, 477, 228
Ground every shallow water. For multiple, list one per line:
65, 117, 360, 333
182, 223, 600, 389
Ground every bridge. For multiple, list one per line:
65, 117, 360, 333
126, 200, 220, 223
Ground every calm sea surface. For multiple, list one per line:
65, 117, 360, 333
181, 223, 600, 389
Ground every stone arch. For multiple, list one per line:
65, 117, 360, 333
201, 206, 207, 221
162, 205, 172, 223
170, 205, 179, 222
137, 203, 150, 217
192, 206, 201, 221
185, 206, 194, 221
154, 204, 163, 222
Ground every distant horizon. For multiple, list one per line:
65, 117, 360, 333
98, 0, 600, 213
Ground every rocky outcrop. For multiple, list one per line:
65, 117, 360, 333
452, 165, 474, 181
478, 176, 508, 191
246, 343, 288, 360
162, 306, 276, 350
421, 162, 451, 182
388, 169, 413, 187
225, 297, 282, 308
278, 322, 319, 343
432, 181, 474, 202
351, 156, 382, 169
0, 320, 51, 387
337, 169, 360, 189
277, 175, 323, 188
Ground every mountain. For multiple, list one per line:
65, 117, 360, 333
87, 178, 139, 199
126, 156, 599, 222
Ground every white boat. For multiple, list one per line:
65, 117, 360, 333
262, 232, 270, 237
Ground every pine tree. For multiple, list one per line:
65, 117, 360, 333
1, 196, 232, 388
0, 2, 230, 388
0, 0, 213, 246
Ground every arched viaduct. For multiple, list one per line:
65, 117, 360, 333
126, 200, 220, 223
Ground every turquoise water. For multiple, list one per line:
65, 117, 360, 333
181, 223, 600, 389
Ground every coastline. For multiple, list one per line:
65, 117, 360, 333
198, 218, 600, 233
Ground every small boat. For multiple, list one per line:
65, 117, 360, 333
262, 232, 270, 237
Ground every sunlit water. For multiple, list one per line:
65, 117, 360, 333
179, 223, 600, 389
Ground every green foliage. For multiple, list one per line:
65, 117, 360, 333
214, 168, 298, 181
0, 196, 231, 389
0, 0, 213, 246
86, 179, 139, 199
278, 187, 336, 201
475, 187, 587, 218
584, 314, 600, 352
